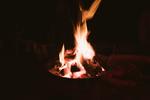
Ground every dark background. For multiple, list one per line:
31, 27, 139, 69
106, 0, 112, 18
1, 0, 150, 55
1, 0, 150, 99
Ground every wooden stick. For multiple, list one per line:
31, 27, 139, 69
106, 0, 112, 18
81, 0, 102, 22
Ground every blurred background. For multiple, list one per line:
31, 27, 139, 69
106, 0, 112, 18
1, 0, 150, 99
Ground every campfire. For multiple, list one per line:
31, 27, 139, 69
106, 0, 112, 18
49, 0, 106, 79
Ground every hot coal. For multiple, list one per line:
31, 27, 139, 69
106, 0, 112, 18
71, 65, 80, 72
48, 54, 107, 79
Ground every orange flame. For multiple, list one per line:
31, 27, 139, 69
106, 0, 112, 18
59, 44, 65, 66
58, 0, 102, 78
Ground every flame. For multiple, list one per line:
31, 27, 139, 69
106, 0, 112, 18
58, 0, 102, 78
59, 44, 65, 66
74, 24, 95, 61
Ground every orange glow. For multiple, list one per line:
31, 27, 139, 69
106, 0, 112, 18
57, 0, 103, 78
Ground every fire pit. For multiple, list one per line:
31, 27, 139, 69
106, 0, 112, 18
46, 1, 150, 99
46, 54, 150, 99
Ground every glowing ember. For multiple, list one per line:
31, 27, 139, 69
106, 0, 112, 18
49, 0, 105, 79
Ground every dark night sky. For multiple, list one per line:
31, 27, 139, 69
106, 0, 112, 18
1, 0, 149, 58
2, 0, 149, 40
1, 1, 149, 39
1, 0, 149, 62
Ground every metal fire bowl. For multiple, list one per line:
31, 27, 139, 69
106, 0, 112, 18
46, 54, 150, 99
47, 54, 150, 83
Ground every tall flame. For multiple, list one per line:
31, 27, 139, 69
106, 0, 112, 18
74, 24, 95, 61
58, 0, 102, 78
